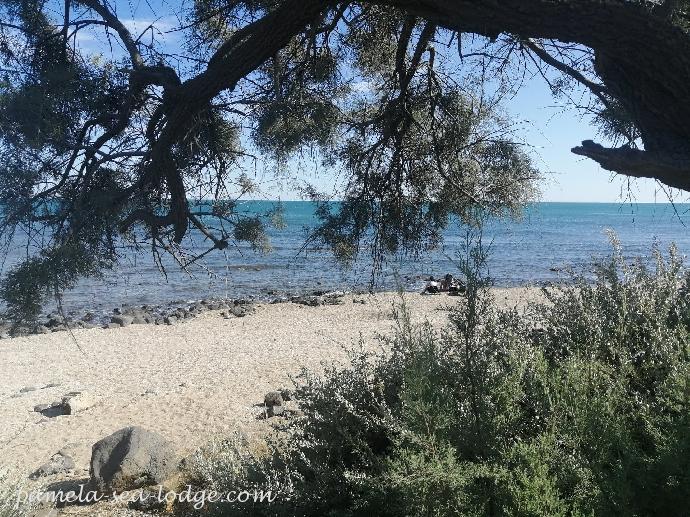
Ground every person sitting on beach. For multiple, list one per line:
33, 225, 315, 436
422, 276, 440, 294
442, 273, 466, 295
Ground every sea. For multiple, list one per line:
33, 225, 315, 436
3, 201, 690, 316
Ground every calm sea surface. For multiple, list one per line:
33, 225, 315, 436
3, 201, 690, 315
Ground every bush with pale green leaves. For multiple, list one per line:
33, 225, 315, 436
0, 471, 33, 517
181, 240, 690, 516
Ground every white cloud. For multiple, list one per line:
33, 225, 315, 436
72, 16, 181, 56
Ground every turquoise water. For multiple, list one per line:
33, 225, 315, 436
4, 201, 690, 314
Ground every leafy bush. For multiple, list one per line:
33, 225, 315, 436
180, 238, 690, 516
0, 471, 33, 517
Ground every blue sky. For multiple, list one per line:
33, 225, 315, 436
69, 0, 677, 203
503, 79, 668, 203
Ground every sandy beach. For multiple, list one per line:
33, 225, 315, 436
0, 289, 543, 492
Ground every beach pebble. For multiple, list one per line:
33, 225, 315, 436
29, 451, 75, 479
90, 426, 177, 493
43, 382, 62, 389
228, 305, 252, 317
164, 315, 177, 325
61, 391, 98, 414
111, 315, 133, 327
45, 315, 65, 327
130, 310, 150, 325
20, 386, 39, 393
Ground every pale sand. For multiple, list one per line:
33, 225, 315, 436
0, 289, 544, 484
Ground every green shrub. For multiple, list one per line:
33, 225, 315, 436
181, 238, 690, 516
0, 471, 33, 517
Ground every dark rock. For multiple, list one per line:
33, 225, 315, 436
111, 315, 133, 327
264, 391, 283, 407
228, 305, 253, 317
90, 426, 177, 494
45, 315, 65, 328
278, 388, 293, 401
30, 451, 75, 479
291, 296, 321, 307
164, 316, 177, 325
130, 311, 150, 325
38, 403, 69, 418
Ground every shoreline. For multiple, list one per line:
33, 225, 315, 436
0, 281, 559, 339
0, 289, 544, 486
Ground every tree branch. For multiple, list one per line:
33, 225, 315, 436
521, 38, 611, 108
572, 140, 690, 191
76, 0, 144, 68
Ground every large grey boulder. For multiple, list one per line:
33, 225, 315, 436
90, 426, 177, 493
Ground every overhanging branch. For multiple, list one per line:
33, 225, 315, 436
572, 140, 690, 191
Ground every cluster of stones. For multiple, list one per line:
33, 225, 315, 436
33, 390, 99, 419
27, 386, 302, 514
0, 290, 362, 339
289, 290, 347, 307
0, 298, 257, 338
105, 298, 254, 328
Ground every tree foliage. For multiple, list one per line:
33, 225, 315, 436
1, 0, 689, 320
